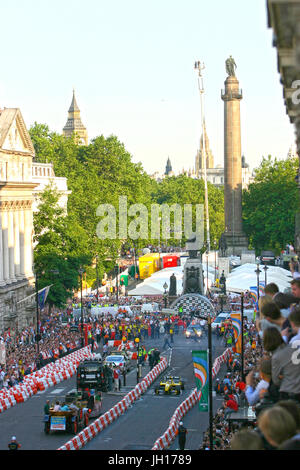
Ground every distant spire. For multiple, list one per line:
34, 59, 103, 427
165, 157, 173, 176
69, 89, 80, 113
63, 90, 88, 145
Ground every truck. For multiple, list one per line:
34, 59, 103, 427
76, 356, 113, 393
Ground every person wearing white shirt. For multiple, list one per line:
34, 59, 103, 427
288, 308, 300, 346
245, 358, 271, 406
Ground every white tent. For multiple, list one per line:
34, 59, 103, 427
226, 263, 292, 293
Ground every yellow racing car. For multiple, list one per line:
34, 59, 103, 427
155, 375, 185, 395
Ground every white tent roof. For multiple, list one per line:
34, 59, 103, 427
226, 263, 292, 293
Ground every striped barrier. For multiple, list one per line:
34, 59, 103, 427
151, 348, 232, 450
0, 346, 94, 414
57, 356, 169, 450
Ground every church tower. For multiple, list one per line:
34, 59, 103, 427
63, 90, 88, 145
195, 121, 214, 177
165, 157, 173, 176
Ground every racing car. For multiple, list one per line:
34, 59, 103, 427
154, 375, 185, 395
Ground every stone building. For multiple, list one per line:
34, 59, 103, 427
267, 0, 300, 255
0, 107, 37, 331
63, 90, 88, 145
32, 162, 71, 213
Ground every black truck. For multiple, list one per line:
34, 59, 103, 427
76, 357, 113, 392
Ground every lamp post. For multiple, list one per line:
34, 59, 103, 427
255, 262, 261, 302
241, 292, 245, 381
95, 255, 99, 301
194, 60, 210, 253
206, 251, 209, 295
163, 282, 168, 308
263, 262, 269, 286
33, 267, 41, 361
193, 311, 214, 451
214, 239, 217, 283
135, 337, 141, 383
115, 263, 119, 301
79, 268, 84, 348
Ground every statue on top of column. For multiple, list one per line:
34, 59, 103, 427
226, 56, 237, 77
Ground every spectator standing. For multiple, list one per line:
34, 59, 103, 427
245, 358, 271, 406
177, 422, 187, 451
8, 436, 21, 450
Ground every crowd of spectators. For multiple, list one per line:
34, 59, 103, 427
201, 270, 300, 450
0, 294, 193, 394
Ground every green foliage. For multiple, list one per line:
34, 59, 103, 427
30, 123, 225, 306
242, 155, 299, 254
33, 184, 91, 307
152, 174, 224, 245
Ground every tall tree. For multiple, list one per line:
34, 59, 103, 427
242, 155, 298, 254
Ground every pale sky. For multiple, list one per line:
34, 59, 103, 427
0, 0, 296, 175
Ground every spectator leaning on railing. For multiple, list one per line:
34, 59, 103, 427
263, 327, 300, 402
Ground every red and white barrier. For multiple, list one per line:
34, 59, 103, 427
151, 348, 232, 450
57, 357, 168, 451
0, 346, 94, 414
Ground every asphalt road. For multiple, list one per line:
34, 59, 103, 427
0, 329, 227, 451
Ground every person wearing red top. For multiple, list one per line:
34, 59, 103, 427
224, 394, 238, 418
235, 380, 246, 392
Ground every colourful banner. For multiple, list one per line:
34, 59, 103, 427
192, 350, 209, 412
230, 313, 242, 354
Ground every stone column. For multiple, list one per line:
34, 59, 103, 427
19, 207, 25, 279
24, 202, 33, 278
221, 72, 248, 256
14, 207, 21, 279
8, 208, 16, 283
0, 210, 5, 286
2, 208, 10, 284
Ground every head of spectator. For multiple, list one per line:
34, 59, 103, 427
258, 406, 297, 448
290, 279, 300, 299
230, 429, 264, 450
258, 295, 273, 316
288, 307, 300, 341
277, 399, 300, 431
261, 302, 287, 330
263, 327, 285, 353
259, 357, 272, 384
264, 283, 279, 298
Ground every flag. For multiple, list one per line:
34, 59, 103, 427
38, 286, 51, 310
259, 281, 265, 295
192, 350, 209, 412
230, 313, 242, 354
249, 287, 258, 304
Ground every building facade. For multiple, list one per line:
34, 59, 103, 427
0, 107, 37, 332
267, 0, 300, 255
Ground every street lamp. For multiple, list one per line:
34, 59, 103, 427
214, 239, 217, 283
33, 266, 41, 362
192, 311, 214, 451
206, 251, 209, 295
114, 263, 119, 301
263, 262, 269, 286
255, 262, 261, 301
79, 268, 85, 348
241, 292, 245, 381
135, 337, 141, 383
95, 255, 99, 301
163, 282, 168, 308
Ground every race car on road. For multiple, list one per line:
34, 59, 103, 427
155, 375, 185, 395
